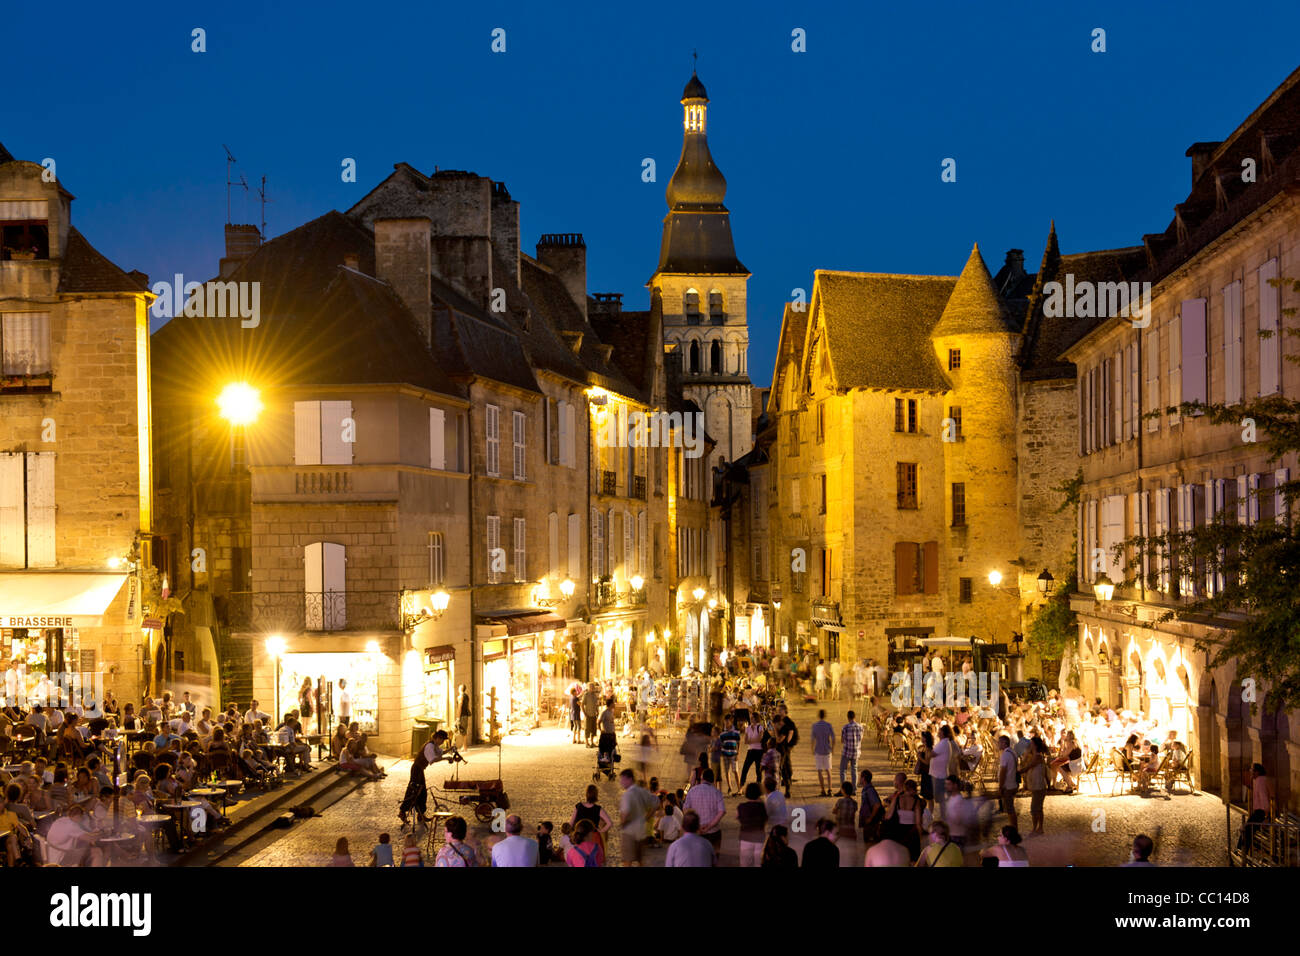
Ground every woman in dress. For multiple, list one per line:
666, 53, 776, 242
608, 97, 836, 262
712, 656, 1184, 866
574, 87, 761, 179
1023, 736, 1050, 834
568, 783, 612, 852
916, 731, 934, 802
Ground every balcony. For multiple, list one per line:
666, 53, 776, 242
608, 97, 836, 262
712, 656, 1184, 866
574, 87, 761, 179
632, 475, 647, 500
294, 470, 353, 494
225, 590, 400, 633
595, 580, 618, 608
599, 470, 617, 496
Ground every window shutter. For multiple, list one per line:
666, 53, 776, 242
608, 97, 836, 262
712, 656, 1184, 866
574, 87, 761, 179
323, 542, 346, 629
1086, 499, 1098, 583
1155, 489, 1171, 592
0, 453, 25, 566
514, 517, 527, 582
487, 515, 501, 583
429, 407, 446, 470
304, 542, 324, 629
895, 541, 915, 596
638, 511, 647, 577
1259, 258, 1280, 395
1275, 468, 1290, 526
1127, 342, 1138, 441
25, 452, 54, 567
1248, 474, 1261, 525
1223, 281, 1243, 404
1181, 298, 1208, 407
922, 541, 939, 594
591, 508, 603, 579
512, 410, 526, 480
1112, 352, 1122, 445
548, 512, 559, 576
320, 400, 353, 465
623, 509, 633, 576
1236, 474, 1249, 525
485, 405, 500, 476
565, 402, 577, 468
1169, 314, 1182, 423
568, 513, 581, 579
294, 401, 322, 465
1131, 492, 1145, 587
1145, 330, 1160, 432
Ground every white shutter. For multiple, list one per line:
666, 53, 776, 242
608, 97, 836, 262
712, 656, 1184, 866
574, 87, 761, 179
1155, 489, 1171, 593
1223, 281, 1243, 404
1145, 329, 1160, 432
1101, 495, 1125, 582
429, 407, 446, 470
564, 402, 577, 468
545, 399, 553, 465
513, 410, 526, 480
25, 453, 54, 567
567, 513, 581, 579
294, 401, 321, 465
323, 542, 346, 629
1259, 258, 1280, 396
1112, 353, 1122, 445
0, 200, 48, 219
638, 510, 647, 577
1237, 475, 1249, 525
548, 512, 559, 577
1275, 468, 1290, 526
1169, 316, 1182, 424
304, 542, 324, 629
319, 400, 353, 465
486, 515, 500, 583
0, 453, 24, 567
1085, 499, 1098, 584
1127, 343, 1138, 440
1181, 299, 1207, 407
514, 517, 527, 582
486, 405, 501, 476
591, 508, 603, 580
1136, 490, 1150, 590
1206, 480, 1218, 596
1248, 474, 1261, 525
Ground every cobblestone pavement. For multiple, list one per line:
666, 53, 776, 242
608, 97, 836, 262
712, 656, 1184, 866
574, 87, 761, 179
238, 695, 1231, 867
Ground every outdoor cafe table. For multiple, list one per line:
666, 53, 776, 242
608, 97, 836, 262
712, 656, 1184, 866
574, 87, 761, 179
191, 787, 227, 817
162, 800, 202, 840
94, 832, 137, 865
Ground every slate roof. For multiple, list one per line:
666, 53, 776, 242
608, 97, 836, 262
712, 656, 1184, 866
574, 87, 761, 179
929, 244, 1018, 337
57, 227, 149, 294
769, 302, 809, 403
811, 271, 956, 392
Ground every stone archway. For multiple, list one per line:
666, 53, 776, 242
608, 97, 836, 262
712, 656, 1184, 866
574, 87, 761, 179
1199, 676, 1222, 795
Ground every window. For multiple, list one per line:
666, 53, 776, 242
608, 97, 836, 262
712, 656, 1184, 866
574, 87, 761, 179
689, 341, 701, 372
894, 541, 938, 595
959, 577, 972, 603
896, 463, 918, 510
567, 513, 581, 578
1259, 258, 1281, 396
427, 532, 445, 587
819, 548, 831, 597
429, 407, 446, 470
1144, 328, 1160, 433
294, 400, 354, 466
304, 541, 346, 630
894, 398, 904, 433
685, 290, 701, 322
513, 517, 527, 582
623, 509, 634, 577
908, 399, 918, 434
819, 474, 827, 514
0, 201, 51, 260
512, 410, 526, 479
1, 312, 52, 376
1223, 281, 1243, 404
788, 414, 800, 456
948, 349, 961, 371
485, 404, 500, 476
1180, 298, 1208, 408
815, 403, 825, 443
559, 401, 577, 468
487, 515, 501, 584
709, 290, 723, 317
710, 340, 721, 373
0, 452, 54, 568
951, 482, 965, 527
947, 406, 962, 440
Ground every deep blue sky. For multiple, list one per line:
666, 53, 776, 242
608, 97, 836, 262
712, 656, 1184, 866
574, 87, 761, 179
7, 1, 1299, 385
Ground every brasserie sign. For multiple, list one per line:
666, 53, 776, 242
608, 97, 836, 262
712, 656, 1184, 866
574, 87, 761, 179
2, 615, 74, 628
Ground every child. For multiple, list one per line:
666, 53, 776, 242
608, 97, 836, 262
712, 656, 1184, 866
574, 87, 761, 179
655, 792, 682, 843
400, 831, 423, 867
760, 741, 781, 787
537, 821, 556, 864
558, 821, 574, 856
833, 781, 858, 840
369, 832, 394, 867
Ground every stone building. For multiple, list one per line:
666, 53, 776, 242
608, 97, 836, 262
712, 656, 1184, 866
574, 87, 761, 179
0, 142, 154, 707
1065, 64, 1300, 808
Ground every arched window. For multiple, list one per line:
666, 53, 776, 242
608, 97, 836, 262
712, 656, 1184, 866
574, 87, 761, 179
689, 341, 700, 374
710, 340, 721, 373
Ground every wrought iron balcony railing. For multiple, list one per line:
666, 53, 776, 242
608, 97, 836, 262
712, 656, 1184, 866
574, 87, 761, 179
600, 470, 617, 496
225, 590, 400, 633
595, 580, 618, 608
632, 475, 647, 500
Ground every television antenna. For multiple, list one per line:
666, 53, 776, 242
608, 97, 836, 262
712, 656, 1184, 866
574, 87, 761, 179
256, 175, 271, 243
222, 144, 239, 224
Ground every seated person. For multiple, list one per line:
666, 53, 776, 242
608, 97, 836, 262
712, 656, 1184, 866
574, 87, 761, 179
4, 782, 35, 829
85, 755, 113, 791
275, 715, 313, 770
70, 767, 98, 806
0, 799, 32, 866
120, 703, 142, 731
1135, 744, 1162, 792
44, 767, 71, 810
44, 803, 93, 866
195, 709, 215, 743
1163, 732, 1188, 768
340, 736, 382, 781
239, 747, 275, 778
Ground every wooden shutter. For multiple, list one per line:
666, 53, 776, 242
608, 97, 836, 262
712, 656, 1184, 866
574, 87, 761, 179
1181, 299, 1207, 406
294, 401, 321, 465
1169, 313, 1183, 422
429, 407, 446, 470
487, 515, 501, 583
564, 402, 577, 468
1144, 330, 1160, 432
1259, 258, 1280, 394
638, 511, 647, 577
25, 452, 54, 567
895, 541, 916, 596
485, 405, 500, 476
304, 542, 324, 629
568, 513, 581, 579
1086, 499, 1098, 583
514, 517, 527, 582
922, 541, 938, 594
323, 542, 346, 629
1223, 281, 1243, 404
320, 400, 353, 465
591, 508, 602, 579
513, 410, 526, 480
1275, 468, 1291, 526
0, 453, 24, 567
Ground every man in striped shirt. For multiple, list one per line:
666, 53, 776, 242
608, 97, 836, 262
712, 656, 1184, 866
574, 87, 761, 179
682, 768, 726, 852
840, 711, 864, 787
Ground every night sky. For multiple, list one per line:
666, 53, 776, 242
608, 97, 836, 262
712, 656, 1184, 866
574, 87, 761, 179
8, 0, 1300, 385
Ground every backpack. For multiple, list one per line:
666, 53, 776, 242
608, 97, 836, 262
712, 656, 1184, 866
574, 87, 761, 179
785, 721, 799, 749
574, 842, 599, 867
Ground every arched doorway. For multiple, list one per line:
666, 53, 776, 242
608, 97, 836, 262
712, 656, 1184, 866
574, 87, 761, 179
1199, 677, 1222, 795
710, 339, 721, 373
689, 341, 700, 374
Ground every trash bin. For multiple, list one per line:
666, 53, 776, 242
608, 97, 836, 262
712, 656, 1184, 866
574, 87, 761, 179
411, 720, 434, 759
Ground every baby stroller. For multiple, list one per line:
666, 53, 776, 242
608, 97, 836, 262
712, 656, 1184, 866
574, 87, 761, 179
593, 739, 621, 782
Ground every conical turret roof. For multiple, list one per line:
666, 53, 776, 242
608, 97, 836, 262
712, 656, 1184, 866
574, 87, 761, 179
930, 244, 1017, 337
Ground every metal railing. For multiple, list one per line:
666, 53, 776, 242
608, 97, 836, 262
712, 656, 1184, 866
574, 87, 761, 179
1227, 803, 1300, 867
632, 475, 647, 500
595, 580, 618, 608
225, 590, 400, 632
600, 470, 617, 496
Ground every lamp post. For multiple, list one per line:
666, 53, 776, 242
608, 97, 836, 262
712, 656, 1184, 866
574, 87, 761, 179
265, 636, 285, 722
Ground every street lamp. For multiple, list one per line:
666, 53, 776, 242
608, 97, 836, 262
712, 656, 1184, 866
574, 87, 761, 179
692, 587, 706, 602
630, 574, 644, 592
217, 383, 263, 426
1036, 568, 1055, 595
1093, 573, 1115, 603
987, 570, 1003, 588
559, 578, 575, 599
430, 589, 450, 618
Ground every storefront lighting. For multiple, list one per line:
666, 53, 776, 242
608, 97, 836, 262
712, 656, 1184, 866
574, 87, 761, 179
707, 597, 717, 611
265, 635, 286, 658
217, 382, 263, 426
630, 575, 644, 591
366, 640, 381, 656
1093, 573, 1115, 603
107, 556, 123, 570
987, 570, 1003, 587
1037, 568, 1054, 594
559, 578, 575, 599
692, 587, 706, 602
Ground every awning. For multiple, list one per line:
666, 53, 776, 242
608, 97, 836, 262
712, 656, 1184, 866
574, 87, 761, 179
425, 644, 456, 665
817, 623, 845, 633
918, 636, 980, 648
0, 573, 128, 628
475, 609, 566, 637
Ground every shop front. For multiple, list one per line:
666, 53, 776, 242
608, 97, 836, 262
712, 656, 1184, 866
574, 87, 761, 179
276, 650, 380, 737
422, 644, 456, 730
475, 610, 565, 740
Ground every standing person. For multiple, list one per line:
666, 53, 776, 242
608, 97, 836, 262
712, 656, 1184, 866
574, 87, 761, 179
455, 684, 471, 750
1023, 736, 1049, 835
298, 679, 313, 725
930, 725, 956, 821
1239, 763, 1276, 853
840, 710, 863, 789
597, 696, 618, 768
776, 706, 798, 798
707, 723, 723, 787
830, 659, 843, 701
568, 681, 583, 744
490, 814, 540, 867
833, 781, 858, 842
664, 810, 715, 867
336, 680, 351, 731
735, 782, 768, 867
581, 683, 600, 748
811, 709, 834, 796
801, 818, 840, 867
763, 775, 789, 830
616, 770, 658, 867
996, 734, 1019, 831
719, 715, 741, 795
328, 837, 354, 866
681, 768, 726, 854
916, 731, 934, 803
569, 784, 613, 852
857, 769, 884, 843
739, 715, 766, 788
814, 660, 828, 700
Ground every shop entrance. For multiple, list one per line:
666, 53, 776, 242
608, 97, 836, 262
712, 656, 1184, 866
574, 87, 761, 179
278, 652, 379, 737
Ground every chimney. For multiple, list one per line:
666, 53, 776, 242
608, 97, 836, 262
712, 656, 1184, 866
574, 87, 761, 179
1185, 142, 1222, 188
537, 234, 587, 320
490, 181, 520, 291
219, 223, 261, 278
427, 171, 494, 308
590, 292, 622, 318
1000, 248, 1026, 292
374, 217, 433, 346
